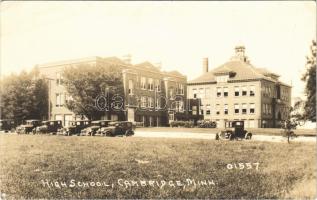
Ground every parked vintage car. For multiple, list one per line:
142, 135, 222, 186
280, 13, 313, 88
80, 120, 112, 136
34, 120, 63, 134
0, 119, 15, 133
16, 120, 42, 134
99, 121, 135, 137
197, 120, 217, 128
215, 121, 252, 140
57, 120, 91, 136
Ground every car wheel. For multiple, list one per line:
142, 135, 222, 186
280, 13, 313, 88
105, 131, 112, 137
215, 133, 220, 140
125, 130, 134, 136
228, 133, 234, 141
246, 133, 252, 140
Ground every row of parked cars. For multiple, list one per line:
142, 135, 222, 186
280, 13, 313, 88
1, 119, 135, 137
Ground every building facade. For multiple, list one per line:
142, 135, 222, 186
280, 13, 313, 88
39, 56, 187, 127
187, 46, 291, 128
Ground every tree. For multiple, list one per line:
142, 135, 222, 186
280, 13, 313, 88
62, 63, 124, 120
301, 40, 316, 122
0, 67, 48, 123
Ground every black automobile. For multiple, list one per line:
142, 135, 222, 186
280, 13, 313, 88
57, 120, 91, 136
34, 120, 63, 134
16, 120, 42, 134
81, 120, 112, 136
0, 119, 15, 133
215, 120, 252, 140
99, 121, 135, 137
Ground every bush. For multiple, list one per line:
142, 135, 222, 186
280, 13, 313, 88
197, 120, 217, 128
170, 121, 194, 128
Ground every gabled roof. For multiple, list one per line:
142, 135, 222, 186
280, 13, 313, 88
103, 56, 129, 66
189, 60, 270, 84
134, 61, 161, 72
189, 46, 288, 84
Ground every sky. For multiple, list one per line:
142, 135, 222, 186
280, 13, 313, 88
1, 1, 316, 98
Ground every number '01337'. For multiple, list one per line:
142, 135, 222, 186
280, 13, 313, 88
226, 162, 259, 170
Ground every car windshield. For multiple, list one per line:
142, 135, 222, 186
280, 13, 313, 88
109, 122, 117, 126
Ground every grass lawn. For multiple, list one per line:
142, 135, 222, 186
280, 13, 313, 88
137, 127, 316, 136
0, 134, 315, 199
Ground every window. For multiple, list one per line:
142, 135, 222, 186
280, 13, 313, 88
242, 103, 247, 114
193, 89, 197, 98
141, 96, 147, 108
141, 77, 146, 90
148, 97, 154, 108
242, 86, 247, 96
199, 88, 205, 98
268, 104, 272, 115
65, 93, 72, 104
192, 106, 197, 115
148, 78, 154, 91
155, 80, 161, 92
178, 84, 184, 95
128, 80, 134, 95
223, 87, 228, 97
216, 104, 220, 115
268, 87, 272, 97
169, 113, 174, 121
56, 93, 64, 107
234, 86, 240, 96
250, 86, 255, 96
56, 72, 63, 85
234, 104, 239, 114
176, 101, 184, 112
156, 98, 160, 109
201, 109, 204, 115
224, 104, 228, 115
263, 104, 266, 114
216, 87, 222, 97
169, 88, 174, 99
250, 103, 255, 114
206, 104, 211, 115
263, 104, 270, 114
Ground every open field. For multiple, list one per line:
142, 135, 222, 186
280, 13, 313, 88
0, 134, 316, 199
137, 127, 316, 136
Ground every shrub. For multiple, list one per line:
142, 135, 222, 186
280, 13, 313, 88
170, 121, 194, 128
197, 120, 217, 128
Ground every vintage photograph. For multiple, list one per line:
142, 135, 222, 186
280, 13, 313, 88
0, 1, 316, 199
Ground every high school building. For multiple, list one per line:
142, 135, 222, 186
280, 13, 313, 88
187, 46, 292, 128
39, 56, 187, 127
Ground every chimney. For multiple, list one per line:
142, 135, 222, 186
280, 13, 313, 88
202, 57, 209, 74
